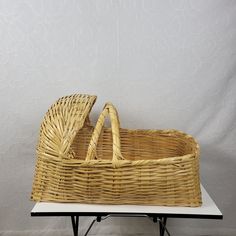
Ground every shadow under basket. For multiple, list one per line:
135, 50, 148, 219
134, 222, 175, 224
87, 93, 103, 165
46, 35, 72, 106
31, 94, 202, 207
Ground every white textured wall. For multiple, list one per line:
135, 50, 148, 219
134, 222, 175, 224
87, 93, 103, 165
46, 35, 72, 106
0, 1, 236, 235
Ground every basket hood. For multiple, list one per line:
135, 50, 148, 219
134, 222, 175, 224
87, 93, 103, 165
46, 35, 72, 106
37, 94, 97, 158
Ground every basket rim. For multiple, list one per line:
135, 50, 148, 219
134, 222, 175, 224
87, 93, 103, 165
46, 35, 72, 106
38, 153, 197, 167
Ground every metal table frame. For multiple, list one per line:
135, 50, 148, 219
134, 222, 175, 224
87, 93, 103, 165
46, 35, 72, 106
70, 214, 169, 236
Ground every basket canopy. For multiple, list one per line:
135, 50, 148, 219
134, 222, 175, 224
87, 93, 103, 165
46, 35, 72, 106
37, 94, 97, 159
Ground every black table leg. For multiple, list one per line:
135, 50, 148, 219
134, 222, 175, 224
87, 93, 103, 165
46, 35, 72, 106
159, 217, 163, 235
159, 217, 168, 236
71, 216, 79, 236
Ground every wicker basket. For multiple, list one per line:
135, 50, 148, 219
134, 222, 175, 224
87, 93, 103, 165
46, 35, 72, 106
31, 94, 202, 207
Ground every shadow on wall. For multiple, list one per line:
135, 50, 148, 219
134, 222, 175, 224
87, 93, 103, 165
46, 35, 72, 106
166, 144, 236, 236
200, 145, 236, 229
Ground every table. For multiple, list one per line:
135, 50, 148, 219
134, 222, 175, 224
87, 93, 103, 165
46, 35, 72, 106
31, 185, 223, 236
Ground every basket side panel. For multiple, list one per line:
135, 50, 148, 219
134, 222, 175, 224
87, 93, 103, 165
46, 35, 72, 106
31, 155, 201, 206
73, 156, 202, 206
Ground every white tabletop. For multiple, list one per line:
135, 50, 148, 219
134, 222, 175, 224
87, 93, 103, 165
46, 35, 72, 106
31, 185, 222, 219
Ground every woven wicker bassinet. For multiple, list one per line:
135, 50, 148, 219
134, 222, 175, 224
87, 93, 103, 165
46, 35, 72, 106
31, 94, 202, 207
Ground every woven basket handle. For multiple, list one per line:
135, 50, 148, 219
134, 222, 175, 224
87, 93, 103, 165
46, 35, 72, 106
85, 103, 124, 162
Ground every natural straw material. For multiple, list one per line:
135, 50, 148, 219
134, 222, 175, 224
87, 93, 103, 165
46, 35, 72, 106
31, 94, 202, 206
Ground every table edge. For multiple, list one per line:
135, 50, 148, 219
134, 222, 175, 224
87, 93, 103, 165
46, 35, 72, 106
30, 211, 223, 219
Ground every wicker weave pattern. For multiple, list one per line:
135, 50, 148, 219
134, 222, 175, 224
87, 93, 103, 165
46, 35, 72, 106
31, 94, 202, 207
